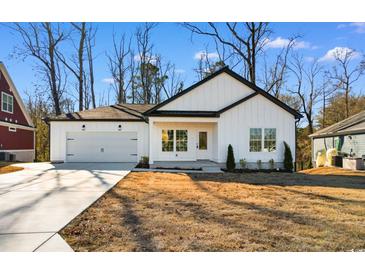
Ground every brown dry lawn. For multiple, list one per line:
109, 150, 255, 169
0, 162, 23, 174
61, 168, 365, 251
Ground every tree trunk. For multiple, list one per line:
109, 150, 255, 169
345, 84, 350, 118
46, 24, 61, 115
78, 23, 86, 111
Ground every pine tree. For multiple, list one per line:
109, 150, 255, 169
283, 141, 293, 172
226, 144, 236, 171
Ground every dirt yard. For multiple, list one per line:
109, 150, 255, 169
61, 168, 365, 252
0, 162, 23, 174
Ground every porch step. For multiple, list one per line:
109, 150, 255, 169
201, 166, 223, 173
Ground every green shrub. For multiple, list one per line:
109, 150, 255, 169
269, 158, 275, 170
239, 158, 247, 169
226, 144, 236, 171
283, 141, 293, 171
141, 156, 149, 165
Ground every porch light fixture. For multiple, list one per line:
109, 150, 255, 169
82, 124, 86, 131
118, 124, 122, 131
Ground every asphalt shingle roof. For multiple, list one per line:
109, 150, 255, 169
48, 104, 156, 121
309, 110, 365, 138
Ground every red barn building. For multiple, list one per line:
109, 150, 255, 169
0, 62, 35, 162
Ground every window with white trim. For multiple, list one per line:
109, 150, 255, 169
161, 129, 188, 152
176, 130, 188, 152
2, 92, 14, 113
9, 127, 16, 132
249, 128, 262, 152
264, 128, 276, 152
250, 128, 277, 152
162, 130, 174, 152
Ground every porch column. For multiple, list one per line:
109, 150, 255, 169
148, 119, 154, 164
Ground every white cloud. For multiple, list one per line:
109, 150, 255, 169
350, 22, 365, 33
134, 54, 158, 64
318, 47, 361, 62
304, 56, 315, 62
102, 78, 116, 84
194, 51, 219, 60
264, 37, 313, 49
337, 22, 365, 33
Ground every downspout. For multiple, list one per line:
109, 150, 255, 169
295, 117, 300, 172
311, 137, 314, 167
43, 117, 51, 162
33, 128, 36, 162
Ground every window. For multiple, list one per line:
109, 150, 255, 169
8, 127, 16, 132
162, 130, 174, 151
250, 128, 262, 152
161, 129, 188, 152
176, 130, 188, 152
199, 131, 207, 150
2, 92, 14, 113
264, 128, 276, 152
250, 128, 277, 152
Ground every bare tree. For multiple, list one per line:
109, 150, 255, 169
326, 48, 365, 118
11, 23, 66, 115
319, 77, 338, 129
194, 45, 226, 80
107, 33, 131, 104
129, 49, 138, 104
135, 23, 158, 103
161, 63, 184, 98
288, 55, 324, 134
86, 24, 97, 109
183, 22, 271, 84
56, 22, 87, 111
262, 37, 297, 98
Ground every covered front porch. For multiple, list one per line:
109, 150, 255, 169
148, 116, 219, 164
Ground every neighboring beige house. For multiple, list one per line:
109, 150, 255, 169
47, 67, 301, 168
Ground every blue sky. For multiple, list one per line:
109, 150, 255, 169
1, 22, 365, 107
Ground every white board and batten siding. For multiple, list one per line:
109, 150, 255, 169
151, 70, 296, 165
159, 73, 255, 111
50, 121, 149, 162
217, 94, 296, 164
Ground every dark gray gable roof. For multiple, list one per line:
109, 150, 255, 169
309, 110, 365, 138
46, 103, 156, 122
144, 66, 302, 119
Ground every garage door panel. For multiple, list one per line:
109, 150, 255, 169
66, 132, 137, 162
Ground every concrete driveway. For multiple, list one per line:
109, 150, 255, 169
0, 162, 134, 252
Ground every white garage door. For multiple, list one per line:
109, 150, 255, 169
66, 132, 138, 162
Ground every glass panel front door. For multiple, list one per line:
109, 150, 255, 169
197, 131, 210, 160
199, 132, 207, 150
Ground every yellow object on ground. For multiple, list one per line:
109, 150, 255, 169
326, 148, 337, 166
316, 150, 326, 167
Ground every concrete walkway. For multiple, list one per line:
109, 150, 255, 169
0, 162, 134, 252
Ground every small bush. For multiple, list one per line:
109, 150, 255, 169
136, 156, 150, 168
239, 158, 247, 169
141, 156, 149, 165
269, 158, 275, 170
283, 141, 293, 171
226, 144, 236, 171
256, 159, 262, 169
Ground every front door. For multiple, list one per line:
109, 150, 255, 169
196, 131, 210, 160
